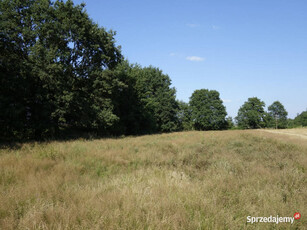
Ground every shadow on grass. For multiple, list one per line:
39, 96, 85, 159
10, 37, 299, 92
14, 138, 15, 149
0, 129, 163, 150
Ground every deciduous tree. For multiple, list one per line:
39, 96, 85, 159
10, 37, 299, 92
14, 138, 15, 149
0, 0, 121, 139
189, 89, 227, 130
236, 97, 265, 129
267, 101, 288, 129
293, 110, 307, 127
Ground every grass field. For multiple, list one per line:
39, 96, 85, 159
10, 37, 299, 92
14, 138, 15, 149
263, 128, 307, 140
0, 129, 306, 229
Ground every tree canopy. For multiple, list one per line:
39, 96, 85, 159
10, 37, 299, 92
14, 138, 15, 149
112, 61, 179, 134
293, 111, 307, 127
177, 101, 193, 131
1, 0, 120, 139
267, 101, 288, 129
189, 89, 227, 130
236, 97, 266, 129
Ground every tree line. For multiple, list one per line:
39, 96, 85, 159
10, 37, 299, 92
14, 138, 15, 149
234, 98, 306, 129
1, 0, 306, 140
178, 96, 306, 131
0, 0, 182, 140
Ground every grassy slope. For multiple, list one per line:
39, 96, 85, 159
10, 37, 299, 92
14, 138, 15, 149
263, 128, 307, 140
0, 130, 306, 229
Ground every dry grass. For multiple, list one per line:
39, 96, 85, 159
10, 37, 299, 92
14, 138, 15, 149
0, 130, 306, 229
262, 128, 307, 140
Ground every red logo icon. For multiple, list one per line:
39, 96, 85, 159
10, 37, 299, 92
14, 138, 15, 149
294, 212, 301, 220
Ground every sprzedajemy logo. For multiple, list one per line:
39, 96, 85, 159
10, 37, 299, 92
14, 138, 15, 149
247, 212, 301, 224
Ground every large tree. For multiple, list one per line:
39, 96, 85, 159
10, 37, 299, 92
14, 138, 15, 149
133, 66, 179, 133
267, 101, 288, 129
111, 61, 149, 135
236, 97, 265, 129
0, 0, 121, 139
189, 89, 227, 130
112, 62, 179, 134
293, 110, 307, 127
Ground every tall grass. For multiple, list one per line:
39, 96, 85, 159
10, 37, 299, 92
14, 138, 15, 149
0, 130, 306, 229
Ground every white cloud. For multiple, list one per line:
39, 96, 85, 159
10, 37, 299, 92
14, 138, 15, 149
169, 52, 177, 56
186, 56, 205, 62
186, 23, 199, 28
222, 99, 232, 103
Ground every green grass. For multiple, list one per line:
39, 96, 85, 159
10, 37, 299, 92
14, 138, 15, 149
0, 130, 306, 229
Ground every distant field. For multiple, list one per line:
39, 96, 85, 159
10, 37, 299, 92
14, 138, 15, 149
0, 130, 306, 229
262, 128, 307, 139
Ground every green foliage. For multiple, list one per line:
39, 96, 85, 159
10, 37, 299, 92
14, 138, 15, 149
110, 61, 144, 135
226, 116, 235, 129
189, 89, 227, 130
263, 112, 274, 128
112, 61, 180, 134
177, 101, 193, 131
0, 0, 121, 139
293, 111, 307, 127
236, 97, 266, 129
286, 118, 296, 128
267, 101, 288, 129
132, 65, 179, 133
0, 0, 181, 140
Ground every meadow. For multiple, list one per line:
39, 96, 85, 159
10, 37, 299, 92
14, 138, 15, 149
0, 129, 306, 229
262, 128, 307, 140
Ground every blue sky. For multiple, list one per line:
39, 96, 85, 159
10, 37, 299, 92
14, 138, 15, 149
74, 0, 307, 118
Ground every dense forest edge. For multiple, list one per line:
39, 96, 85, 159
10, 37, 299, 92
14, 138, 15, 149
1, 0, 307, 141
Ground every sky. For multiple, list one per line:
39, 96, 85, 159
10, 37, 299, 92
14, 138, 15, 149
73, 0, 307, 118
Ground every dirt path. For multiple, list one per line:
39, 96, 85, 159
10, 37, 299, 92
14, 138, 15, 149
261, 129, 307, 139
